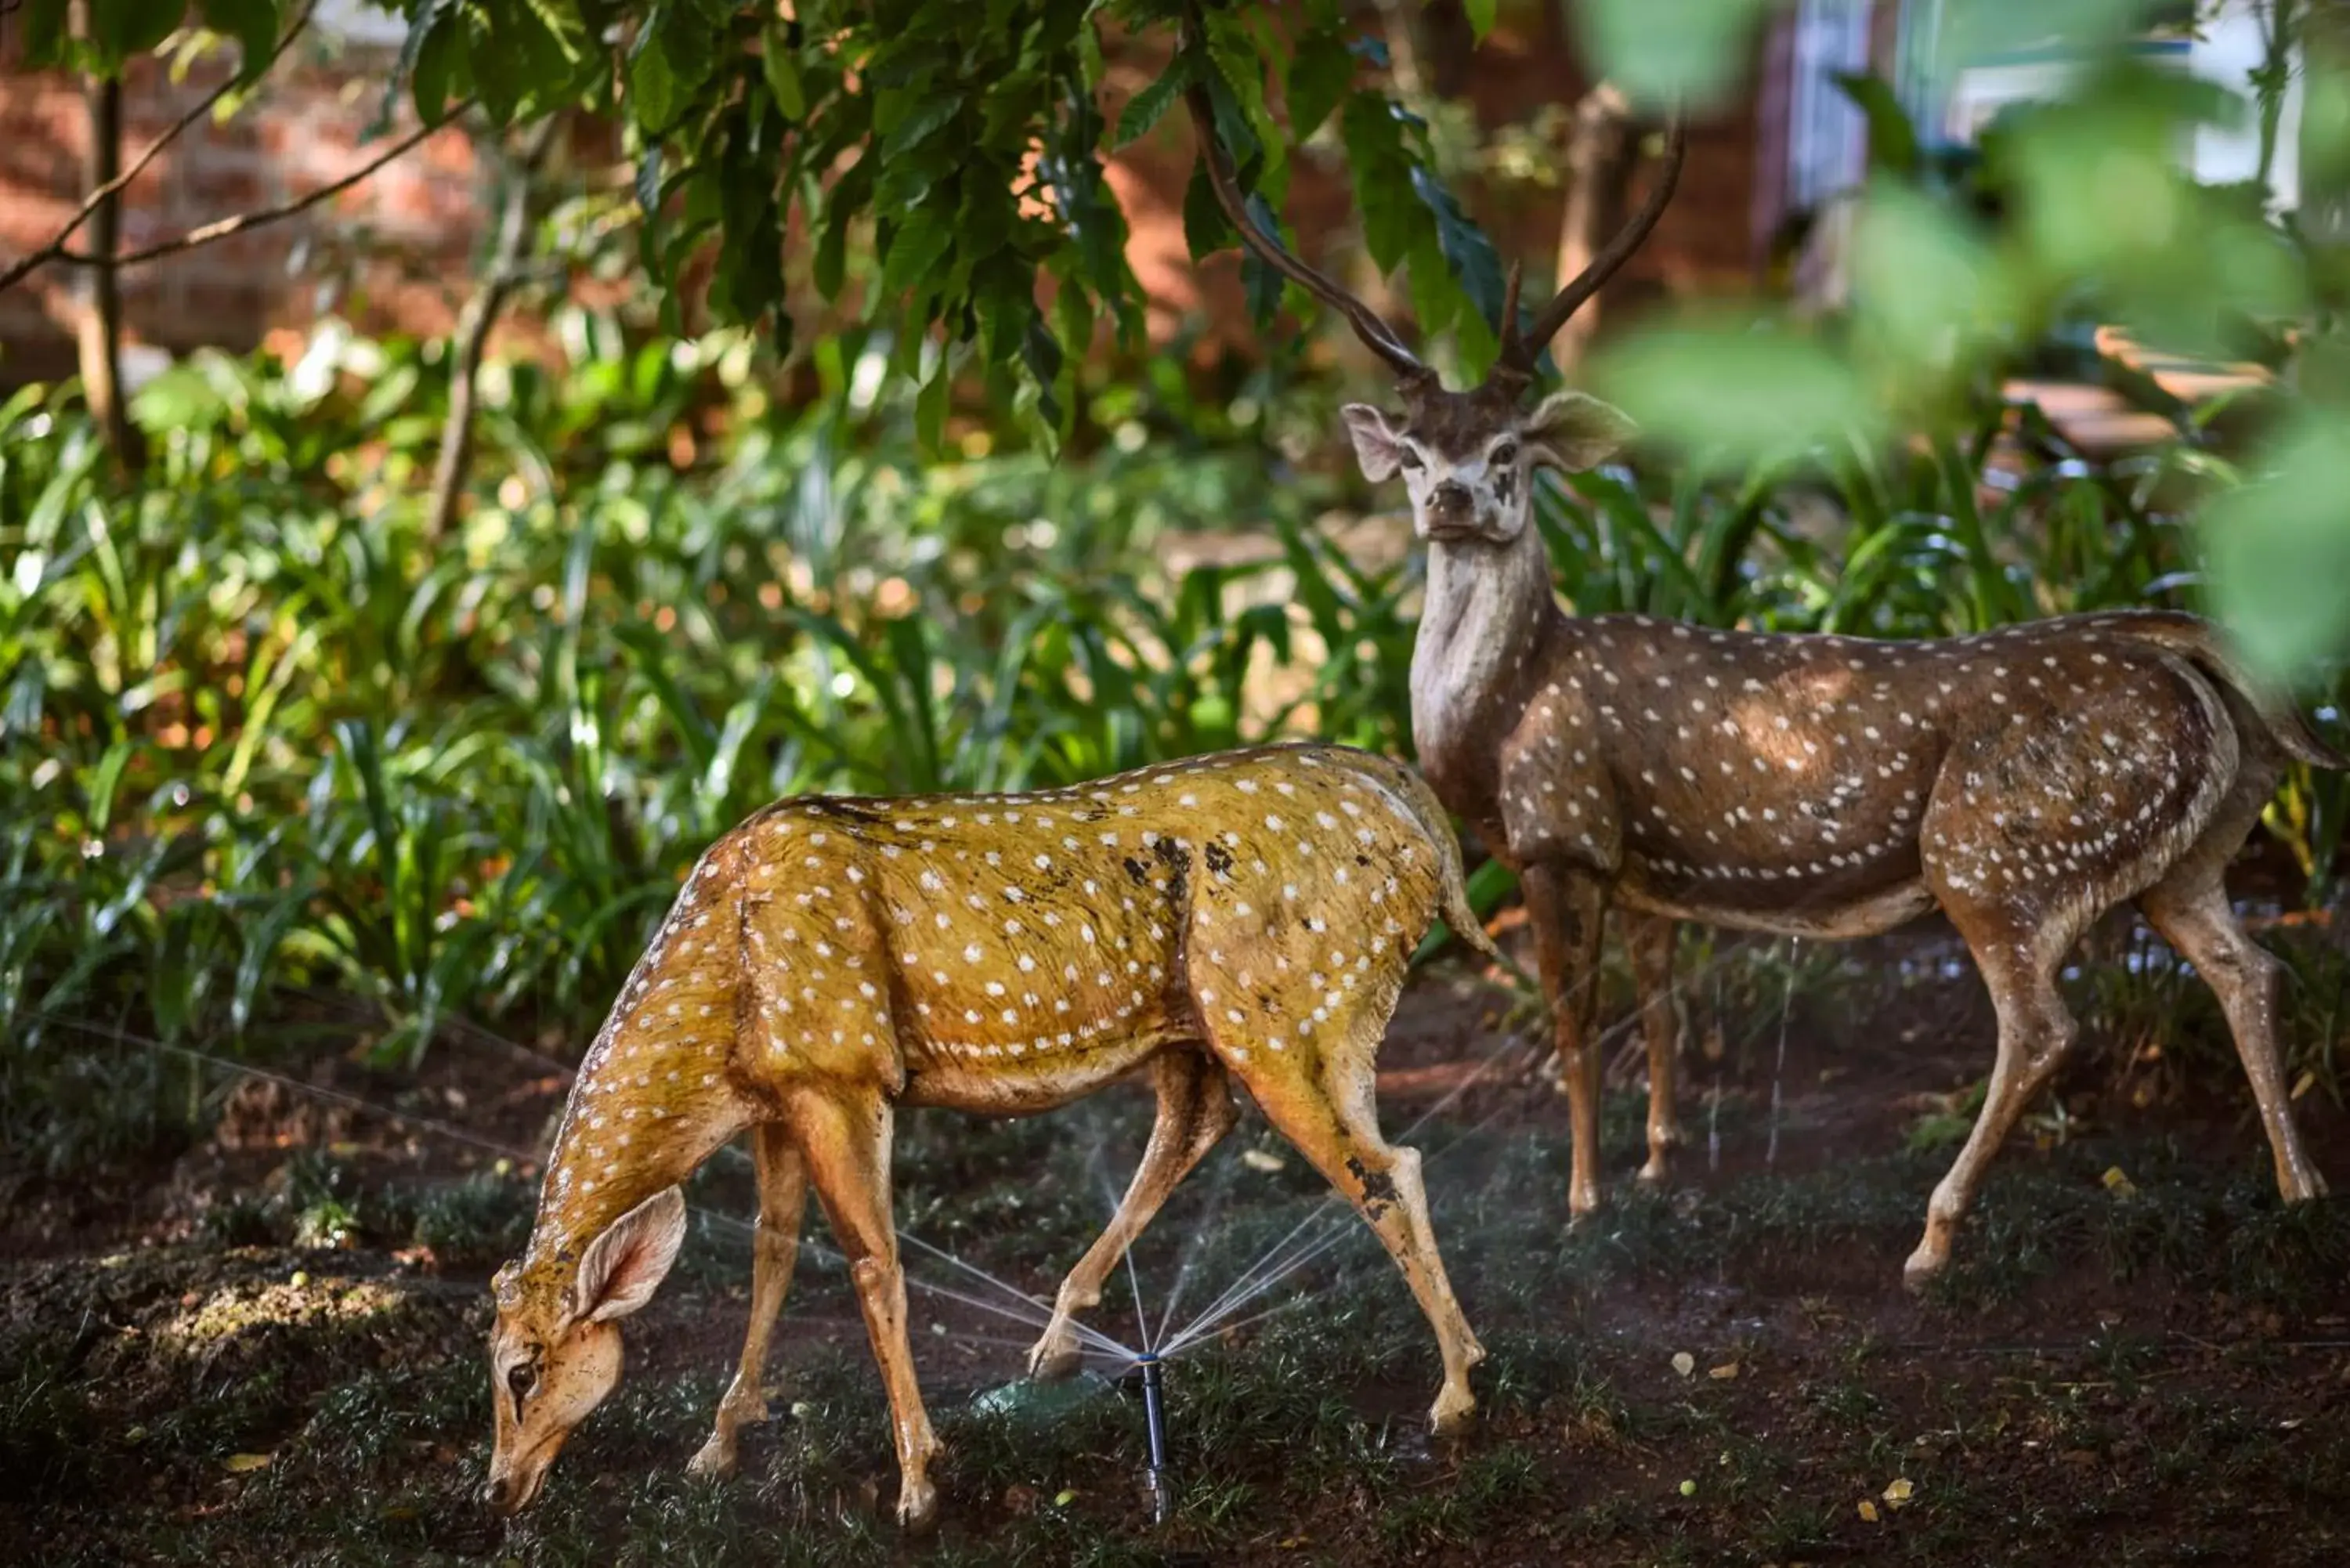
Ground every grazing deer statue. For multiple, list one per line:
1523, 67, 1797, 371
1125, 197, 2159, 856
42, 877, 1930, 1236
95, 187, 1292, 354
1187, 81, 2341, 1287
480, 743, 1495, 1526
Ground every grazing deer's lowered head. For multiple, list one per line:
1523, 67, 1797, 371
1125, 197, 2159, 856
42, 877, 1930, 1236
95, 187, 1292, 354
483, 1187, 688, 1513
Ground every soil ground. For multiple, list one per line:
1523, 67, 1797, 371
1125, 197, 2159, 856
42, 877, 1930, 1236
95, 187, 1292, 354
5, 917, 2349, 1566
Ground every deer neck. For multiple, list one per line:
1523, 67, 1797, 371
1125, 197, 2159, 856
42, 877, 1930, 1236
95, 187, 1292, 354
1410, 524, 1564, 820
514, 1016, 751, 1302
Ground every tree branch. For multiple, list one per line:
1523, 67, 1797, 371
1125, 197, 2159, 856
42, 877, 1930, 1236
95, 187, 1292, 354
49, 103, 475, 273
425, 116, 564, 544
0, 3, 317, 295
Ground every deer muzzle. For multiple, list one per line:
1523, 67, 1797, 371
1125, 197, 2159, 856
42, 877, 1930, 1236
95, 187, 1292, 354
1424, 481, 1484, 538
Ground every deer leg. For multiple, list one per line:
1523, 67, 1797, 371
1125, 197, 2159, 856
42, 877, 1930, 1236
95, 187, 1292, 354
1029, 1049, 1236, 1380
1524, 863, 1611, 1216
1904, 939, 2081, 1289
2142, 873, 2328, 1202
1215, 1006, 1485, 1436
689, 1123, 807, 1478
1623, 912, 1683, 1185
787, 1088, 939, 1530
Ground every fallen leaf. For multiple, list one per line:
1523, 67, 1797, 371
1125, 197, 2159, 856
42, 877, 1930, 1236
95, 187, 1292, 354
1241, 1149, 1286, 1173
1708, 1361, 1740, 1380
1679, 1479, 1697, 1497
1883, 1476, 1914, 1507
224, 1453, 272, 1474
1672, 1351, 1695, 1378
1052, 1488, 1077, 1508
2292, 1070, 2316, 1100
2100, 1165, 2138, 1199
1857, 1498, 1879, 1523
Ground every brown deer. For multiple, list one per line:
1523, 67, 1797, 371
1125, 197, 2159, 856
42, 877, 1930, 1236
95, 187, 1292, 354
479, 742, 1495, 1526
1186, 83, 2341, 1288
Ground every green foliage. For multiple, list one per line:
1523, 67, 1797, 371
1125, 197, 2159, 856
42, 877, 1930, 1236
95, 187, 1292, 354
0, 310, 1410, 1085
1575, 11, 2350, 687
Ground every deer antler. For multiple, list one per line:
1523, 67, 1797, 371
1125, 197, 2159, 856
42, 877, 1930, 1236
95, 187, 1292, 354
1180, 36, 1432, 385
1492, 112, 1687, 390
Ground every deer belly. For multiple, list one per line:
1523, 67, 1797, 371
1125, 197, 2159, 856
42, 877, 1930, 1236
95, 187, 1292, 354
898, 1024, 1177, 1113
1615, 865, 1935, 940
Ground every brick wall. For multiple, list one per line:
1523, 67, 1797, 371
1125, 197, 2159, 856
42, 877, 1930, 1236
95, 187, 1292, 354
0, 31, 486, 387
2, 14, 1788, 388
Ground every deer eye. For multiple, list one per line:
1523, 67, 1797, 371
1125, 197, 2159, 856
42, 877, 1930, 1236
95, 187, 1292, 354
1490, 440, 1519, 467
1398, 448, 1424, 471
508, 1363, 537, 1405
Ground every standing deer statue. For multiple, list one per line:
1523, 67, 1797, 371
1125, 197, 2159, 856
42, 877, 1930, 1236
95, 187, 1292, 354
1186, 82, 2341, 1287
480, 742, 1495, 1526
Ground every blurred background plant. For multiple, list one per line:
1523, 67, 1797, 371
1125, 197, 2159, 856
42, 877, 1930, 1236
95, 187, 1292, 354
5, 0, 2349, 1162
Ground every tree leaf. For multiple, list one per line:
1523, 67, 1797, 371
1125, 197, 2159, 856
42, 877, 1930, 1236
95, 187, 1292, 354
1341, 91, 1417, 272
1411, 163, 1506, 338
1571, 0, 1777, 110
1593, 317, 1888, 466
761, 22, 807, 119
2202, 411, 2350, 687
881, 207, 956, 302
379, 0, 455, 134
1241, 194, 1289, 328
1285, 24, 1355, 144
1182, 163, 1236, 260
630, 35, 682, 134
1117, 60, 1188, 147
1834, 71, 1918, 179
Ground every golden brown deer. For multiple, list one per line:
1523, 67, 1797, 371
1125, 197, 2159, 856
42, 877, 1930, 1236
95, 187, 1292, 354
1186, 83, 2341, 1287
480, 742, 1495, 1526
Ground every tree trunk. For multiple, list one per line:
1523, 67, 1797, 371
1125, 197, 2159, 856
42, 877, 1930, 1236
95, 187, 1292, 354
75, 66, 140, 474
425, 117, 562, 544
1549, 84, 1636, 375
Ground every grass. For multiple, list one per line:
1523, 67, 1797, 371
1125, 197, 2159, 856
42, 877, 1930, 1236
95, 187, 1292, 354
12, 1032, 2347, 1566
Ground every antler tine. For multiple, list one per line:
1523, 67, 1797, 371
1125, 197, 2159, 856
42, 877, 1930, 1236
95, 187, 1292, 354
1497, 113, 1688, 385
1180, 76, 1431, 384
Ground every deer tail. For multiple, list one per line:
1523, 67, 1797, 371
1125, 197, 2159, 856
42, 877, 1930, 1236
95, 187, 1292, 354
1361, 753, 1501, 963
2106, 611, 2349, 771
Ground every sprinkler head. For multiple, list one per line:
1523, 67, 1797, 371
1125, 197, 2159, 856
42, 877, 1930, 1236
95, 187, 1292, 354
1137, 1353, 1170, 1526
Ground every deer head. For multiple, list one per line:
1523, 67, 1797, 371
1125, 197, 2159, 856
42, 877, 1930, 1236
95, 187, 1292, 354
481, 1185, 687, 1513
1184, 72, 1683, 546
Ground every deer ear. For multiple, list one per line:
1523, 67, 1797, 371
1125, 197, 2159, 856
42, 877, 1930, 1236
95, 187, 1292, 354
574, 1187, 687, 1324
1341, 403, 1408, 482
1525, 390, 1635, 471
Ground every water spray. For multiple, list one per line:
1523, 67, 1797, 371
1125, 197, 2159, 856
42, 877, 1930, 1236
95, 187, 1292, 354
1137, 1352, 1172, 1524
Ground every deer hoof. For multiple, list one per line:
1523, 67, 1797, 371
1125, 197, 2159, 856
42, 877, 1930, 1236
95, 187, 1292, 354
686, 1433, 739, 1479
1025, 1323, 1083, 1382
897, 1476, 941, 1533
1900, 1244, 1947, 1295
1428, 1383, 1477, 1439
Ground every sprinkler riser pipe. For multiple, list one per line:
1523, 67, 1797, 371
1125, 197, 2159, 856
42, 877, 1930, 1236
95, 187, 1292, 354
1140, 1354, 1170, 1524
